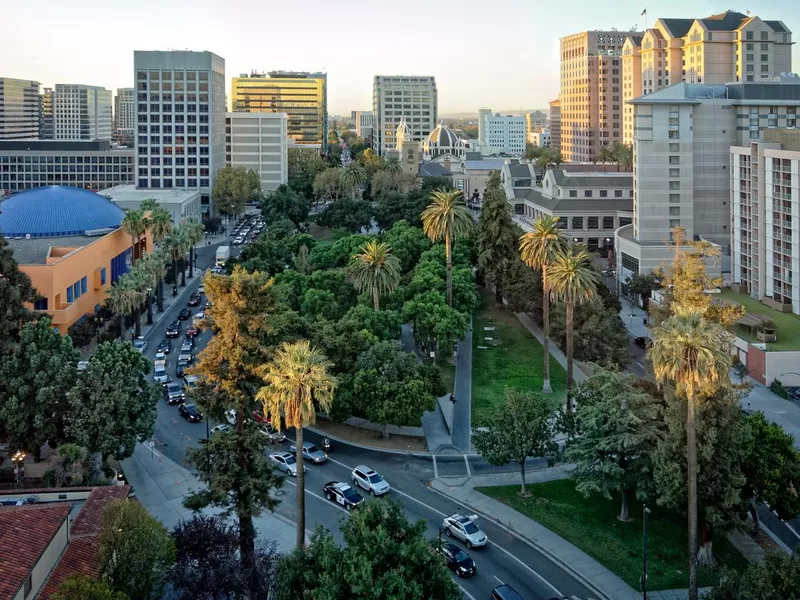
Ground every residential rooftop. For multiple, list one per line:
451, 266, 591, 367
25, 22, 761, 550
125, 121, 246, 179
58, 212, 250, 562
717, 288, 800, 352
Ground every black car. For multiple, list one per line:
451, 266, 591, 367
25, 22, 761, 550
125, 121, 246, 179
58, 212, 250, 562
157, 339, 172, 354
165, 321, 182, 338
176, 359, 190, 378
163, 382, 185, 404
437, 542, 476, 578
177, 308, 192, 320
322, 481, 363, 510
634, 336, 651, 349
187, 294, 201, 307
178, 402, 203, 422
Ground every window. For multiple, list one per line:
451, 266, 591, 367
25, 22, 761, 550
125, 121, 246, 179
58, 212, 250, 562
100, 268, 107, 285
569, 190, 577, 198
669, 219, 681, 228
34, 297, 48, 310
621, 252, 639, 273
615, 189, 623, 197
67, 286, 74, 303
746, 31, 754, 41
670, 193, 680, 203
588, 216, 599, 229
73, 282, 81, 299
670, 168, 680, 177
761, 32, 768, 41
603, 216, 614, 229
584, 190, 593, 198
669, 181, 680, 190
669, 130, 680, 139
572, 216, 583, 229
81, 276, 87, 295
669, 206, 681, 216
669, 155, 680, 165
600, 190, 608, 197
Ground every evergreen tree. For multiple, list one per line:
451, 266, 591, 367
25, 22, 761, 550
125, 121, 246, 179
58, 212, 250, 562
476, 171, 518, 305
0, 235, 37, 354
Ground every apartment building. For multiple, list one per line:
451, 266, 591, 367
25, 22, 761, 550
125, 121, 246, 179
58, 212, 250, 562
54, 84, 112, 141
530, 130, 551, 148
559, 30, 640, 163
113, 87, 135, 146
133, 50, 226, 216
616, 78, 800, 281
352, 110, 374, 140
549, 98, 561, 154
373, 75, 437, 156
621, 11, 792, 145
231, 71, 327, 151
225, 112, 287, 193
731, 128, 800, 315
0, 77, 40, 140
0, 140, 133, 194
478, 110, 526, 155
39, 87, 54, 140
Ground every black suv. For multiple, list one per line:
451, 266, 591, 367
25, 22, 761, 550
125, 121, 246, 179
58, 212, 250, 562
177, 308, 192, 320
157, 339, 172, 354
178, 403, 203, 422
437, 542, 476, 578
165, 321, 182, 338
187, 294, 201, 307
163, 382, 185, 404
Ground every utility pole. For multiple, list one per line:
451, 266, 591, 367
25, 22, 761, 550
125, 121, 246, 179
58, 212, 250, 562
642, 504, 651, 599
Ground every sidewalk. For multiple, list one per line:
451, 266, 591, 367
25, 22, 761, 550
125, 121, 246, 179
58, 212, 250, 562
121, 443, 298, 552
619, 295, 650, 339
738, 373, 800, 449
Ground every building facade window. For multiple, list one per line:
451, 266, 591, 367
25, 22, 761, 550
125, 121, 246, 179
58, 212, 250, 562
602, 216, 614, 229
34, 297, 48, 310
621, 252, 639, 274
588, 216, 599, 229
572, 216, 583, 229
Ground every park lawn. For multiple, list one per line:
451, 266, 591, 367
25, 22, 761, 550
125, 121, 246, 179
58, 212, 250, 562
477, 479, 749, 591
438, 362, 456, 394
308, 222, 348, 247
717, 289, 800, 351
471, 288, 566, 426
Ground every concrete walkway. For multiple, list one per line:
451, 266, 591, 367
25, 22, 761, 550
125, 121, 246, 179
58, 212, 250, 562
121, 443, 298, 552
451, 322, 473, 451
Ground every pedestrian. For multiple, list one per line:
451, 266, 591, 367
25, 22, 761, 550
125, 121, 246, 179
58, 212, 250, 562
450, 392, 456, 404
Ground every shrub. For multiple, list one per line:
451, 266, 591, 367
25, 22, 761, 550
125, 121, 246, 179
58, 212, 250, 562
770, 378, 790, 399
68, 316, 97, 348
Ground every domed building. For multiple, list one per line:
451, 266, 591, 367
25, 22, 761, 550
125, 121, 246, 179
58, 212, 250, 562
0, 186, 151, 332
421, 123, 466, 161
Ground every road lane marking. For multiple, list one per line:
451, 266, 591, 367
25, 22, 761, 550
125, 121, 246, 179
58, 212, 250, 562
492, 575, 504, 585
636, 362, 645, 369
785, 520, 800, 541
284, 479, 350, 516
464, 455, 471, 477
458, 584, 477, 600
433, 455, 439, 478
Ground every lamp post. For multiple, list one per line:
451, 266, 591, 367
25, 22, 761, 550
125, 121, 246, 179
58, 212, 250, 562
642, 504, 651, 599
146, 287, 153, 325
12, 450, 26, 486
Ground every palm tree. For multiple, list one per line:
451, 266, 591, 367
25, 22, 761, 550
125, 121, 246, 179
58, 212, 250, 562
649, 309, 732, 600
421, 189, 473, 307
140, 198, 159, 212
121, 208, 147, 263
183, 217, 205, 279
342, 162, 367, 199
144, 208, 173, 311
106, 275, 144, 340
612, 142, 633, 172
519, 216, 567, 393
255, 340, 336, 548
348, 240, 401, 310
163, 227, 189, 290
135, 251, 166, 323
547, 246, 600, 398
384, 156, 402, 173
535, 148, 565, 173
595, 146, 615, 167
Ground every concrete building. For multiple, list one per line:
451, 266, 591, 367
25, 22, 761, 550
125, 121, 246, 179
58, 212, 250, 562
114, 87, 135, 145
559, 30, 641, 162
0, 77, 40, 140
103, 184, 202, 224
525, 110, 549, 142
231, 71, 327, 151
0, 140, 134, 194
373, 75, 437, 156
352, 110, 374, 141
134, 50, 226, 217
53, 84, 112, 141
477, 108, 492, 144
225, 111, 287, 193
731, 128, 800, 315
621, 11, 793, 145
616, 79, 800, 283
39, 87, 54, 140
508, 165, 633, 250
0, 187, 152, 331
530, 130, 551, 148
549, 98, 561, 153
478, 110, 526, 155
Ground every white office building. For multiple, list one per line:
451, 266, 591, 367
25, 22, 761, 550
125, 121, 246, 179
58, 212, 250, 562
225, 112, 287, 193
54, 84, 112, 141
478, 110, 526, 155
530, 130, 551, 148
352, 110, 374, 140
133, 50, 226, 217
0, 78, 40, 140
114, 88, 135, 131
373, 75, 437, 156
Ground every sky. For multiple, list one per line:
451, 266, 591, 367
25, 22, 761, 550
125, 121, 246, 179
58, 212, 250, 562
2, 0, 798, 116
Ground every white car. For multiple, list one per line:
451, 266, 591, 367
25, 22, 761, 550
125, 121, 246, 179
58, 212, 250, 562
225, 408, 236, 425
441, 514, 488, 549
211, 424, 231, 435
193, 311, 206, 325
132, 337, 147, 353
198, 284, 205, 294
153, 352, 168, 368
153, 365, 171, 384
289, 441, 327, 464
351, 465, 390, 496
76, 360, 90, 371
233, 237, 244, 246
269, 452, 306, 477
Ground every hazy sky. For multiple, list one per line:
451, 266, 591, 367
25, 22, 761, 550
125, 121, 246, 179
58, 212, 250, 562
3, 0, 798, 115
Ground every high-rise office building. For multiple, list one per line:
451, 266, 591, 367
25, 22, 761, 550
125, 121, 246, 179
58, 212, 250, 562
113, 88, 135, 146
525, 110, 548, 142
133, 50, 226, 216
225, 112, 288, 193
372, 75, 437, 156
54, 84, 113, 141
352, 110, 373, 141
479, 110, 526, 155
231, 71, 328, 151
0, 77, 40, 140
477, 108, 492, 144
549, 98, 561, 154
559, 30, 640, 163
39, 87, 54, 140
621, 11, 792, 145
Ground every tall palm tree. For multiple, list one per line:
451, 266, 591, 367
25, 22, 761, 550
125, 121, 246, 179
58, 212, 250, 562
535, 148, 565, 172
547, 246, 600, 398
649, 309, 732, 600
613, 142, 633, 172
348, 240, 401, 310
135, 251, 166, 322
106, 275, 144, 340
140, 198, 159, 212
121, 208, 147, 263
421, 189, 473, 307
384, 156, 402, 173
147, 206, 173, 246
595, 146, 615, 166
342, 162, 367, 199
519, 216, 567, 393
255, 341, 336, 548
163, 227, 189, 290
183, 217, 205, 279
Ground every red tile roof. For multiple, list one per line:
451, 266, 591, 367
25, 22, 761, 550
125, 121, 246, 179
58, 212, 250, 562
71, 486, 131, 537
0, 504, 71, 600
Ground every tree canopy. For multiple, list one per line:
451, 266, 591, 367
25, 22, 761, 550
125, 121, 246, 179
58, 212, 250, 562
261, 184, 312, 226
213, 166, 261, 216
0, 235, 37, 354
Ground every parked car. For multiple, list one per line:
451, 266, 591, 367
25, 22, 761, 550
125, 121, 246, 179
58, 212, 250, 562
351, 465, 390, 496
163, 382, 185, 404
193, 312, 206, 327
441, 513, 487, 549
165, 321, 182, 338
198, 284, 205, 294
233, 237, 244, 246
178, 403, 203, 422
187, 294, 201, 307
76, 360, 90, 371
289, 441, 327, 464
225, 408, 236, 425
211, 424, 231, 435
157, 339, 172, 354
322, 481, 363, 510
177, 308, 192, 320
269, 452, 306, 477
490, 585, 524, 600
153, 366, 171, 385
634, 336, 651, 349
186, 325, 200, 338
259, 424, 286, 444
436, 542, 476, 577
132, 337, 147, 353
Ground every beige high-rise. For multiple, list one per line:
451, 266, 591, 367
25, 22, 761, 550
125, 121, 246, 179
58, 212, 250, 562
548, 98, 561, 154
621, 11, 793, 144
559, 31, 640, 163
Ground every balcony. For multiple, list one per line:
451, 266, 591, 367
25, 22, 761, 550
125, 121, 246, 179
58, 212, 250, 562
43, 301, 82, 328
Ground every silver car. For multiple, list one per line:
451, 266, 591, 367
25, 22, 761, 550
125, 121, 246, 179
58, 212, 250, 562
441, 514, 487, 549
288, 441, 327, 464
351, 465, 390, 496
153, 366, 171, 384
269, 452, 306, 477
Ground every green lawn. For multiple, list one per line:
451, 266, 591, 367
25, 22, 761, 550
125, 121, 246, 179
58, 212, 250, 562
438, 362, 456, 393
471, 288, 566, 426
717, 289, 800, 351
308, 222, 348, 247
477, 479, 748, 590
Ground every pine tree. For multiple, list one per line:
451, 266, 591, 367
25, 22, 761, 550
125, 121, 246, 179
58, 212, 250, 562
476, 171, 519, 305
0, 235, 37, 355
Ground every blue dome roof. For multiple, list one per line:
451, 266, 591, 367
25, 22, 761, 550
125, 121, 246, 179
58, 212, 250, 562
0, 186, 125, 238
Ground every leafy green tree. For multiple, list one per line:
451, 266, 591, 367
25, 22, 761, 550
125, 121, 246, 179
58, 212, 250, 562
356, 148, 384, 178
288, 148, 325, 199
0, 317, 79, 457
371, 170, 419, 201
476, 172, 518, 305
502, 257, 543, 320
0, 235, 37, 355
66, 341, 158, 460
406, 255, 478, 316
308, 317, 378, 376
309, 234, 374, 270
375, 190, 428, 231
703, 552, 800, 600
317, 198, 374, 233
566, 369, 662, 520
233, 235, 293, 276
262, 184, 312, 226
342, 162, 367, 198
212, 166, 261, 217
473, 389, 559, 495
535, 148, 564, 171
348, 240, 401, 310
403, 290, 468, 361
628, 272, 659, 309
313, 168, 349, 201
341, 304, 402, 341
381, 220, 431, 272
98, 500, 175, 600
274, 500, 461, 600
51, 575, 129, 600
300, 288, 339, 320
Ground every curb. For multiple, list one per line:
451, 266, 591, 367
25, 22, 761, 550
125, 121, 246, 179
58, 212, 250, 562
427, 478, 618, 600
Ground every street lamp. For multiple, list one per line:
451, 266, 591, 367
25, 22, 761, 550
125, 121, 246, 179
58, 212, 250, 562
12, 450, 26, 485
642, 504, 651, 599
146, 287, 153, 325
629, 312, 635, 330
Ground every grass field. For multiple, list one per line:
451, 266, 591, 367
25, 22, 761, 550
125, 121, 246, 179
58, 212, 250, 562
717, 289, 800, 351
471, 288, 566, 426
477, 479, 748, 590
308, 222, 348, 247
